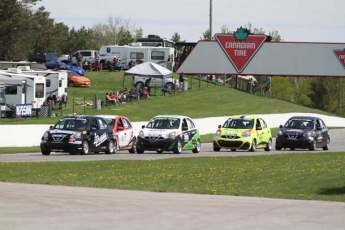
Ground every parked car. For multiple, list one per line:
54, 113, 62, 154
29, 53, 59, 63
57, 70, 91, 87
132, 76, 178, 90
136, 115, 201, 154
96, 115, 137, 153
275, 116, 330, 151
45, 61, 85, 76
213, 115, 272, 152
40, 115, 115, 155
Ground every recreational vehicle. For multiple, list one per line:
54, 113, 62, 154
0, 61, 46, 71
11, 66, 68, 100
99, 45, 174, 70
0, 82, 5, 117
0, 72, 46, 110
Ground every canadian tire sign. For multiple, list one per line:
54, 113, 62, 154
215, 27, 266, 73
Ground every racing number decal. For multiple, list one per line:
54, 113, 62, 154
94, 133, 107, 147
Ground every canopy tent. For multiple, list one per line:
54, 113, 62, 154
124, 62, 172, 78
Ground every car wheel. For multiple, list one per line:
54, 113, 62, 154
136, 148, 144, 154
249, 139, 256, 152
213, 146, 221, 151
157, 150, 163, 153
80, 141, 89, 155
112, 140, 118, 154
41, 149, 51, 155
128, 141, 136, 154
68, 81, 75, 87
290, 147, 295, 150
166, 82, 174, 90
69, 151, 76, 155
264, 138, 272, 151
231, 149, 236, 152
174, 140, 182, 154
322, 137, 330, 150
309, 139, 317, 151
192, 139, 201, 153
135, 82, 144, 89
275, 144, 282, 150
105, 140, 114, 154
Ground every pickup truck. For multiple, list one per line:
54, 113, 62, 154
58, 50, 115, 66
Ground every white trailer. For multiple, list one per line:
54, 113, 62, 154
0, 61, 46, 71
0, 72, 46, 109
13, 67, 68, 100
99, 45, 175, 70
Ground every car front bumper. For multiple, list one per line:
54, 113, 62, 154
275, 136, 314, 149
213, 138, 251, 150
137, 137, 177, 151
40, 140, 82, 152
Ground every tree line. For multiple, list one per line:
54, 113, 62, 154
1, 1, 344, 117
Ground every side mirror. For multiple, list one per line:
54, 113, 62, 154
279, 125, 283, 128
141, 125, 145, 129
49, 125, 54, 130
182, 126, 188, 131
218, 125, 221, 128
257, 126, 262, 130
117, 127, 124, 131
317, 126, 322, 130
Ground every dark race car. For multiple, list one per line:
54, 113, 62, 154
40, 115, 115, 155
275, 116, 330, 151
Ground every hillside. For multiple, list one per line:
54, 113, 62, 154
1, 71, 336, 124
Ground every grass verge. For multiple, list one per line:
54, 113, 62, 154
1, 153, 345, 202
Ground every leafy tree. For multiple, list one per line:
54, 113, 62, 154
171, 32, 181, 43
200, 29, 212, 40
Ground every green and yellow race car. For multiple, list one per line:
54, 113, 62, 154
213, 115, 272, 152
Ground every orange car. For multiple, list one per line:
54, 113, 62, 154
58, 70, 91, 87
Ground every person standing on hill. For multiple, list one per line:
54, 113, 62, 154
179, 72, 187, 91
76, 51, 83, 68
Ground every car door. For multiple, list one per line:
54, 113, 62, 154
97, 118, 111, 150
260, 118, 271, 143
255, 118, 264, 146
88, 118, 100, 152
116, 117, 128, 148
319, 119, 328, 146
180, 118, 191, 147
123, 117, 135, 146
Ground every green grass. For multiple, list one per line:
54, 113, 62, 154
0, 71, 335, 125
1, 153, 345, 201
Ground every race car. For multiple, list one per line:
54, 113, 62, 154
96, 115, 137, 153
136, 115, 201, 154
275, 116, 330, 151
40, 115, 115, 155
213, 115, 272, 152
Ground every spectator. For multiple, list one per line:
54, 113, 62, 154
162, 84, 171, 96
107, 91, 119, 105
76, 52, 83, 68
128, 60, 135, 69
142, 87, 151, 99
179, 72, 186, 91
68, 53, 73, 65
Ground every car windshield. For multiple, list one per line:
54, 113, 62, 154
146, 117, 180, 129
284, 119, 315, 129
46, 53, 58, 62
68, 71, 80, 76
223, 118, 254, 129
103, 118, 115, 129
54, 118, 89, 131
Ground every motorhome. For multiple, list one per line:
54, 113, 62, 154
98, 45, 174, 70
0, 82, 5, 117
0, 61, 46, 71
10, 66, 68, 100
0, 71, 46, 110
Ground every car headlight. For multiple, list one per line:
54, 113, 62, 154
43, 131, 49, 140
139, 130, 144, 138
168, 131, 177, 139
71, 131, 82, 139
304, 132, 312, 137
242, 130, 251, 137
277, 130, 283, 136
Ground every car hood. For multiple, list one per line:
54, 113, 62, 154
220, 128, 251, 136
281, 128, 314, 134
142, 129, 180, 138
47, 129, 79, 141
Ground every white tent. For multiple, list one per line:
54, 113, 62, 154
124, 62, 172, 78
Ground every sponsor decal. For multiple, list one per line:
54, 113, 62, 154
52, 134, 67, 142
49, 130, 77, 135
94, 133, 107, 147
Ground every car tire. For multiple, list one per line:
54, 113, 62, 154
249, 139, 256, 152
69, 151, 76, 155
192, 139, 201, 153
322, 137, 330, 150
174, 140, 182, 154
157, 150, 163, 153
290, 147, 295, 150
105, 140, 114, 154
112, 140, 118, 154
80, 141, 89, 155
129, 141, 136, 154
41, 149, 51, 155
135, 82, 144, 89
275, 144, 282, 150
231, 149, 236, 152
213, 146, 221, 151
68, 81, 75, 87
309, 139, 317, 151
136, 148, 144, 154
166, 82, 174, 90
264, 138, 272, 151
